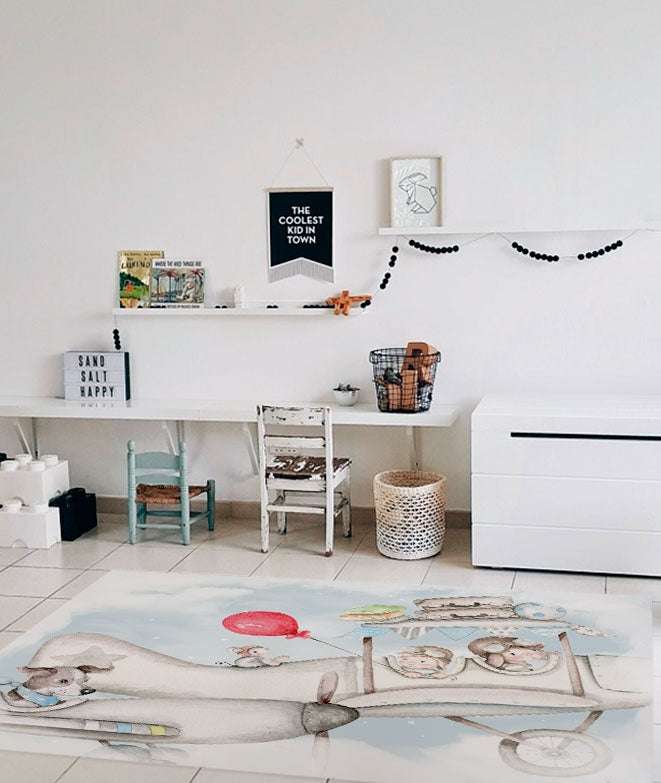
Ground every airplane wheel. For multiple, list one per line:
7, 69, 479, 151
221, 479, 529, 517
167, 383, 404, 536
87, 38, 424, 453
498, 729, 612, 777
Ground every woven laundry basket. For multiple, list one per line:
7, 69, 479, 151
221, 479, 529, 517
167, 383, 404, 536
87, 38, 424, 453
373, 470, 446, 560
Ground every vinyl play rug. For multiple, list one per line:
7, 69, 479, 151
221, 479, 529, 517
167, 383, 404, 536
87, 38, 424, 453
0, 571, 653, 782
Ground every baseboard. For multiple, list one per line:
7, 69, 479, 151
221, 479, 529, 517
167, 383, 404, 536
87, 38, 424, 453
97, 496, 470, 528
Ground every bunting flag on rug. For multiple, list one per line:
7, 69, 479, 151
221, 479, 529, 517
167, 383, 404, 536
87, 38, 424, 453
434, 626, 481, 641
388, 624, 444, 640
341, 626, 392, 638
267, 188, 333, 282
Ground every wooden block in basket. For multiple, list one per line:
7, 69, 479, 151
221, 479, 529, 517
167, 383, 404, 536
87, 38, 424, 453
399, 368, 418, 411
405, 341, 437, 384
386, 382, 402, 411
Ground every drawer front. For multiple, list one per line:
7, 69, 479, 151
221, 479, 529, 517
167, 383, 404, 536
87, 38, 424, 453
472, 474, 661, 532
472, 430, 661, 480
472, 523, 661, 576
0, 461, 69, 505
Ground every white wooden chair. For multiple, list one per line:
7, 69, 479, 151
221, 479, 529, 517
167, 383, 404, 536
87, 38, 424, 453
256, 405, 351, 556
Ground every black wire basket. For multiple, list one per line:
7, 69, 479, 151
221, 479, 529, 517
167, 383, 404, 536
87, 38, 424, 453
369, 347, 441, 413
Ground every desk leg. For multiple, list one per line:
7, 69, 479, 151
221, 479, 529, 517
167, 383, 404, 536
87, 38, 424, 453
242, 422, 259, 475
407, 426, 420, 471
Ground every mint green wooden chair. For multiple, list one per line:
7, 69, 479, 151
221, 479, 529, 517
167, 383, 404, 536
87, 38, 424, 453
127, 440, 215, 545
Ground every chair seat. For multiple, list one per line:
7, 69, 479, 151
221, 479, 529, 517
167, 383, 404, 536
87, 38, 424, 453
266, 455, 351, 480
136, 483, 210, 504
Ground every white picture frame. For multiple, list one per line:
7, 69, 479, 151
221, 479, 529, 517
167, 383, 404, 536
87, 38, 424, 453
390, 156, 443, 228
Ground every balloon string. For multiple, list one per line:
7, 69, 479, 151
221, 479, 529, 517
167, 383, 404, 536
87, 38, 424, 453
308, 636, 391, 670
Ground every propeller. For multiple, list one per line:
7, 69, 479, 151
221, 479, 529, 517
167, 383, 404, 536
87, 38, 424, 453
312, 671, 340, 772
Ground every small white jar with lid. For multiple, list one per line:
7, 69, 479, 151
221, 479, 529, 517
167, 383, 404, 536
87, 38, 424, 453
3, 498, 22, 513
27, 460, 46, 472
14, 454, 32, 467
0, 460, 19, 472
41, 454, 59, 467
29, 501, 49, 513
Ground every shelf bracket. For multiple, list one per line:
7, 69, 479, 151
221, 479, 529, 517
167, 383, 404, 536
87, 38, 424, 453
13, 417, 37, 458
242, 422, 260, 475
161, 421, 177, 455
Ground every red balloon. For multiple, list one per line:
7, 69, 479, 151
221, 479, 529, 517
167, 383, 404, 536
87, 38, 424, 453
222, 611, 310, 639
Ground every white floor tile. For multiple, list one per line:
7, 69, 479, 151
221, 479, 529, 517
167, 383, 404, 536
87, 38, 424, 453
607, 575, 661, 601
194, 769, 323, 782
5, 597, 68, 631
0, 749, 76, 782
335, 553, 432, 585
93, 544, 191, 572
171, 547, 270, 575
350, 533, 380, 556
15, 540, 122, 569
423, 561, 516, 590
513, 569, 606, 594
197, 525, 281, 553
79, 518, 129, 544
130, 522, 216, 548
252, 551, 349, 580
0, 630, 23, 649
438, 528, 472, 557
274, 527, 366, 557
56, 757, 198, 783
0, 547, 34, 567
50, 569, 107, 598
0, 566, 82, 597
0, 595, 42, 630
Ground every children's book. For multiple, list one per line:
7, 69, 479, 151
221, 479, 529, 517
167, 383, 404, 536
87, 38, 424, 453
149, 259, 205, 308
118, 250, 164, 308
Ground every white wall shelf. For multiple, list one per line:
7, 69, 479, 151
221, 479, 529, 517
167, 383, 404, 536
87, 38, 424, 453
112, 307, 361, 317
378, 226, 645, 236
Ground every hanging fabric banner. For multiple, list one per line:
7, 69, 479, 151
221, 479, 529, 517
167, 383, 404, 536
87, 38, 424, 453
266, 187, 334, 282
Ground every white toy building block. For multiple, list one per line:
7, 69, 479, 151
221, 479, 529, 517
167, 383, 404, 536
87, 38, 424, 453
0, 507, 61, 549
0, 460, 69, 505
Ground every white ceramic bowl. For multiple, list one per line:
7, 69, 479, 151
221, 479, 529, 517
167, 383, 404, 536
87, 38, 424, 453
0, 460, 19, 472
41, 454, 59, 467
333, 389, 360, 406
27, 460, 46, 472
14, 454, 31, 466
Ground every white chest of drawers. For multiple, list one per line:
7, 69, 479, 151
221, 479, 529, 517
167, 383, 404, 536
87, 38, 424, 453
471, 394, 661, 576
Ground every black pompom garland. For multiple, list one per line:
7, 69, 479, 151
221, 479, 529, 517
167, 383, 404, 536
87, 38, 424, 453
577, 240, 623, 260
409, 239, 460, 254
511, 239, 624, 262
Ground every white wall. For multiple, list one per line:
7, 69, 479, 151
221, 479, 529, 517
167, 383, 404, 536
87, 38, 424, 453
2, 0, 661, 509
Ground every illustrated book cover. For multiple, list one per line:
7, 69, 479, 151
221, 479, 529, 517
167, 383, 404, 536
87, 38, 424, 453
149, 259, 205, 308
118, 250, 164, 308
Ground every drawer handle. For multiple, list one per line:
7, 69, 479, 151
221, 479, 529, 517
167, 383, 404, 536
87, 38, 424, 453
510, 431, 661, 442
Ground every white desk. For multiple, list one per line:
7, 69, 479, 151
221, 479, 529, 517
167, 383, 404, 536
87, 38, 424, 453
0, 397, 460, 471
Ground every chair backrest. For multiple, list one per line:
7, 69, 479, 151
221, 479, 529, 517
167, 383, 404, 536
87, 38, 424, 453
256, 405, 333, 469
127, 440, 188, 487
